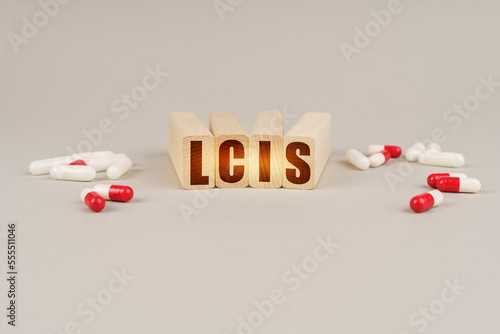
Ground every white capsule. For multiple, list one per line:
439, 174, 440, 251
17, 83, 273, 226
418, 152, 465, 168
425, 143, 441, 153
405, 142, 425, 162
29, 156, 74, 175
346, 149, 370, 170
107, 154, 132, 179
87, 154, 122, 172
72, 151, 114, 161
50, 165, 96, 181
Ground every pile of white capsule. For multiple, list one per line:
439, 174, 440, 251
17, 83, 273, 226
29, 151, 133, 181
346, 143, 465, 170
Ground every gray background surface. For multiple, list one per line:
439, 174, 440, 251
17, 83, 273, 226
1, 0, 499, 333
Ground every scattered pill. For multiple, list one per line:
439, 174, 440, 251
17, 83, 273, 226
367, 145, 402, 158
427, 173, 467, 188
369, 149, 391, 168
69, 159, 86, 166
410, 190, 443, 213
418, 152, 465, 168
29, 156, 73, 175
81, 188, 106, 212
405, 142, 425, 162
93, 184, 134, 202
107, 154, 132, 180
346, 149, 370, 170
50, 165, 96, 181
437, 177, 481, 193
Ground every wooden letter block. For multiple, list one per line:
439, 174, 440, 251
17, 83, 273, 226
169, 112, 215, 189
283, 112, 331, 190
209, 112, 249, 188
249, 111, 284, 188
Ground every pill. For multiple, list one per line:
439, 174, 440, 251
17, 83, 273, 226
369, 149, 391, 167
69, 159, 86, 166
346, 149, 370, 170
87, 154, 121, 172
81, 188, 106, 212
427, 173, 467, 188
367, 145, 402, 158
50, 165, 96, 181
425, 143, 441, 153
405, 142, 425, 162
410, 190, 443, 213
437, 177, 481, 193
72, 151, 114, 160
418, 152, 465, 168
93, 184, 134, 202
29, 156, 73, 175
107, 154, 132, 179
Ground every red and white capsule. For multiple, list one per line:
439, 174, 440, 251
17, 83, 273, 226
410, 190, 443, 213
427, 173, 467, 188
80, 188, 106, 212
92, 184, 134, 202
69, 159, 86, 166
369, 149, 391, 167
437, 177, 481, 193
367, 145, 402, 158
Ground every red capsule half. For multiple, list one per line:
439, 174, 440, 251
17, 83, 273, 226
81, 188, 106, 212
93, 184, 134, 202
69, 159, 87, 166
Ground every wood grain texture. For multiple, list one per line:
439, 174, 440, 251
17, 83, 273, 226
283, 112, 331, 190
169, 112, 215, 189
209, 112, 249, 188
249, 111, 284, 188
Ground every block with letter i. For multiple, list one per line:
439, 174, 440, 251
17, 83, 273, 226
283, 112, 331, 190
210, 112, 249, 188
249, 111, 284, 188
169, 112, 215, 189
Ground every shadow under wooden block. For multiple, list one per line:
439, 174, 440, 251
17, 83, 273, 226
249, 111, 284, 188
283, 112, 331, 190
169, 112, 215, 189
210, 112, 249, 188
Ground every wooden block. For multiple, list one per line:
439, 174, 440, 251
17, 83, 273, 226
169, 112, 215, 189
209, 112, 249, 188
283, 112, 331, 190
249, 111, 284, 188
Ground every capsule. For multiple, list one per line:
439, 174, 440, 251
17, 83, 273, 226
50, 165, 96, 181
369, 150, 391, 168
410, 190, 443, 213
405, 142, 425, 162
107, 154, 132, 179
29, 156, 73, 175
93, 184, 134, 202
81, 188, 106, 212
346, 149, 370, 170
87, 154, 122, 172
367, 145, 402, 158
418, 152, 465, 168
69, 159, 86, 166
437, 177, 481, 193
427, 173, 467, 188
